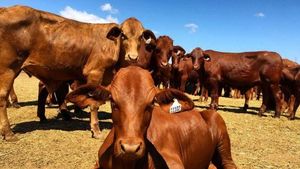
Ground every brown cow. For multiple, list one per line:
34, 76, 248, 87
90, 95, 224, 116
280, 66, 300, 119
0, 5, 155, 141
170, 46, 199, 92
170, 45, 186, 89
150, 36, 173, 88
67, 66, 237, 169
191, 48, 283, 117
275, 59, 299, 119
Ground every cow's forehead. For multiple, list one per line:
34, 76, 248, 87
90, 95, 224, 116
192, 48, 204, 57
110, 67, 155, 103
157, 37, 172, 48
121, 18, 144, 37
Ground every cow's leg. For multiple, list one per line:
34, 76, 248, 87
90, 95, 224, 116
287, 95, 295, 119
204, 87, 209, 102
289, 95, 299, 120
179, 74, 188, 92
249, 88, 254, 100
0, 70, 19, 141
37, 85, 48, 122
90, 103, 101, 138
258, 85, 269, 116
209, 80, 219, 110
55, 83, 70, 121
270, 83, 283, 118
256, 86, 261, 100
8, 84, 21, 108
223, 86, 231, 98
86, 70, 105, 138
243, 90, 251, 111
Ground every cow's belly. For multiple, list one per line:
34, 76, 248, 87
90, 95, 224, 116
222, 69, 260, 87
23, 64, 82, 82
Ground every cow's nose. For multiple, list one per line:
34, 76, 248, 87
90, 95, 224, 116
193, 64, 200, 70
120, 141, 142, 154
161, 61, 168, 67
128, 54, 138, 61
121, 142, 141, 154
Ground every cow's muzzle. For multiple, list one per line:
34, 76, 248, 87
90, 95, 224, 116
193, 64, 200, 70
128, 54, 138, 61
117, 138, 145, 160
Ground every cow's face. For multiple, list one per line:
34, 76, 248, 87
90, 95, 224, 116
66, 66, 194, 161
190, 47, 210, 70
153, 36, 173, 68
171, 45, 186, 69
119, 18, 156, 68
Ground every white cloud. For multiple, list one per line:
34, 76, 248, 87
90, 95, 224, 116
100, 3, 118, 14
59, 6, 118, 23
184, 23, 198, 33
255, 12, 265, 18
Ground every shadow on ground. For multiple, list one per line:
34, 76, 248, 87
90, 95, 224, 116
12, 110, 112, 134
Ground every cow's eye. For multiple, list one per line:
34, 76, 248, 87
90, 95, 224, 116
121, 33, 128, 40
146, 44, 155, 52
155, 48, 161, 54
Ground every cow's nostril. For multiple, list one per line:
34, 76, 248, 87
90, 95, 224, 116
135, 142, 142, 153
121, 143, 126, 152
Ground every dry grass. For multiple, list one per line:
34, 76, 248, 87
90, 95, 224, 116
0, 73, 299, 169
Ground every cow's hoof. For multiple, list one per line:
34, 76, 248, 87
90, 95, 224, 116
91, 131, 102, 139
4, 133, 19, 142
62, 113, 71, 121
288, 116, 295, 120
272, 115, 280, 118
39, 116, 48, 123
11, 102, 21, 109
58, 110, 71, 121
243, 104, 249, 111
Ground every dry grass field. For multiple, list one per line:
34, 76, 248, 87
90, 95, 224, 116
1, 72, 300, 169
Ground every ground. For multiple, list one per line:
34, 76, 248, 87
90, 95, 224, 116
0, 73, 299, 169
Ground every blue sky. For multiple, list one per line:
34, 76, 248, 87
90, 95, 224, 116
1, 0, 299, 62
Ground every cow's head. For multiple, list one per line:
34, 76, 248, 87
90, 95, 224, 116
153, 36, 173, 68
190, 47, 211, 70
66, 66, 194, 161
171, 45, 186, 69
117, 17, 156, 68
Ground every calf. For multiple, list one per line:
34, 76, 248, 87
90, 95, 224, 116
170, 46, 199, 92
191, 48, 283, 117
150, 36, 173, 88
67, 66, 237, 169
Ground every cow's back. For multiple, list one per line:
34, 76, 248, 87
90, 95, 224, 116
204, 50, 282, 87
2, 5, 121, 83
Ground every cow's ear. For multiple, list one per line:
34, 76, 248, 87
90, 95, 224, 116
142, 30, 156, 44
107, 26, 122, 41
203, 53, 211, 61
66, 84, 111, 108
173, 46, 186, 55
154, 88, 194, 113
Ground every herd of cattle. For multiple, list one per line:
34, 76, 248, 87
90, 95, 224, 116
0, 5, 299, 168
